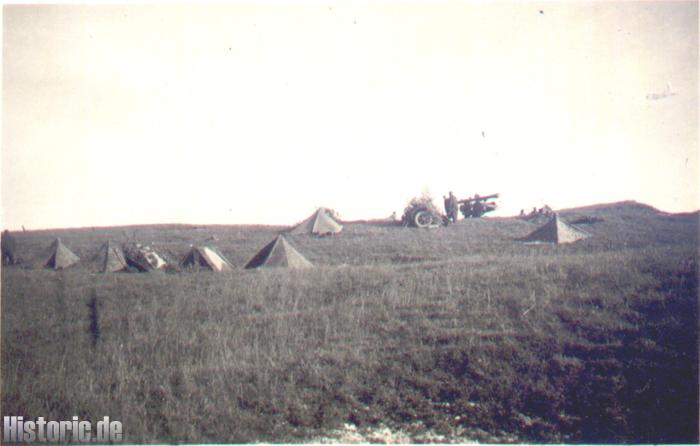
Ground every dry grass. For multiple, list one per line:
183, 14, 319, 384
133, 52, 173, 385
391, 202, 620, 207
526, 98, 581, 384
2, 203, 698, 443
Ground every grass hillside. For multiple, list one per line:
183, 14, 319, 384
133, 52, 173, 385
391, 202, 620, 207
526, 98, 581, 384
2, 201, 698, 443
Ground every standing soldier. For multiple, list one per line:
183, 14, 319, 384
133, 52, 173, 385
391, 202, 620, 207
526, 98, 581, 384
472, 198, 483, 217
447, 191, 459, 222
2, 230, 17, 265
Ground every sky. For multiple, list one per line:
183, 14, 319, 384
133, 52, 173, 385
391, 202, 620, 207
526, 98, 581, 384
2, 1, 698, 230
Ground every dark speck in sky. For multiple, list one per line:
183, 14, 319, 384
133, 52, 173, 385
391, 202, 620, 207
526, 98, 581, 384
539, 10, 544, 14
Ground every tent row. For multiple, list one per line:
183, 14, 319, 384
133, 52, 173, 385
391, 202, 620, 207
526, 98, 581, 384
31, 208, 345, 272
38, 235, 313, 272
16, 213, 589, 272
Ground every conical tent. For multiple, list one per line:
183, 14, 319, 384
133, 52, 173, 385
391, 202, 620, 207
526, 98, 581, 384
245, 235, 313, 269
520, 214, 590, 244
181, 246, 233, 272
41, 238, 80, 269
289, 208, 343, 236
94, 241, 129, 273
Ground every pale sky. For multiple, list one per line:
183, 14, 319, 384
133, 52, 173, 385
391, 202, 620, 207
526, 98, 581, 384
2, 1, 698, 229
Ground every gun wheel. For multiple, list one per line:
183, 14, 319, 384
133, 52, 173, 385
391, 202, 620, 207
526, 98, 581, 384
414, 210, 436, 228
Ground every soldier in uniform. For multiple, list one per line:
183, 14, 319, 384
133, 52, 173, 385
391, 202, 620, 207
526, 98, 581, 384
446, 191, 459, 222
472, 197, 483, 217
1, 230, 17, 265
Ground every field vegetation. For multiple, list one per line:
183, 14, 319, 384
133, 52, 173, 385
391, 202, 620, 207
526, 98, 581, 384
2, 201, 698, 443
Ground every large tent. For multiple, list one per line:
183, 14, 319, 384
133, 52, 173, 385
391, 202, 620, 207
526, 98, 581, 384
94, 241, 129, 273
40, 238, 80, 269
181, 246, 233, 272
245, 235, 313, 269
289, 208, 343, 236
520, 214, 590, 244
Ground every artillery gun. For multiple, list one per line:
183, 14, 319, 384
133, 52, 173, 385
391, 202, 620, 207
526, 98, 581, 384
459, 193, 499, 218
401, 192, 498, 228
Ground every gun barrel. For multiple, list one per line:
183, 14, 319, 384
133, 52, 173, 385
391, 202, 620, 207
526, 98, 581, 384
460, 193, 499, 203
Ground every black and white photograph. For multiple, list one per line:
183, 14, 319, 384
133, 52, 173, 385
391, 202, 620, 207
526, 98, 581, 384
1, 1, 698, 443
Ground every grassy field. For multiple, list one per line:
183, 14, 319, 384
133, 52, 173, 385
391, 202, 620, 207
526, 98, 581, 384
2, 201, 698, 443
